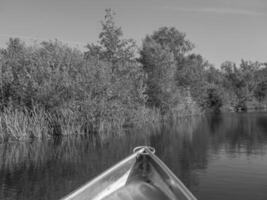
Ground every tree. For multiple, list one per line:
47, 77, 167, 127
176, 54, 208, 87
139, 27, 206, 113
204, 66, 224, 86
83, 9, 146, 131
0, 38, 29, 108
200, 84, 223, 112
85, 9, 136, 72
254, 64, 267, 102
139, 36, 176, 110
221, 60, 262, 110
149, 27, 194, 63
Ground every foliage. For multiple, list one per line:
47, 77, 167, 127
221, 60, 264, 110
0, 9, 147, 141
201, 85, 223, 112
139, 27, 204, 114
149, 27, 194, 62
0, 9, 266, 141
254, 65, 267, 102
84, 9, 146, 134
140, 35, 176, 110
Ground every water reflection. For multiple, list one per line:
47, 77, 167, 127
0, 112, 267, 200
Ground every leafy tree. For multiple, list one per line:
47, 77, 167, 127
0, 38, 30, 108
139, 36, 176, 110
140, 27, 197, 111
85, 9, 136, 71
221, 60, 262, 110
149, 27, 194, 63
254, 64, 267, 102
204, 66, 224, 86
176, 54, 209, 88
84, 9, 146, 131
200, 84, 223, 112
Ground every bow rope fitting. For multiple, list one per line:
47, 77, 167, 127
133, 146, 156, 155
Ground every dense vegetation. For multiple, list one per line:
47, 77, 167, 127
0, 9, 266, 141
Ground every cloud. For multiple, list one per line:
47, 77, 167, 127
163, 6, 266, 16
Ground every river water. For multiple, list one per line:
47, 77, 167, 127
0, 112, 267, 200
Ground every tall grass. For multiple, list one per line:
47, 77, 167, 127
0, 101, 201, 142
0, 107, 50, 141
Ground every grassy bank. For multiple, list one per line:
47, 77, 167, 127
0, 97, 201, 142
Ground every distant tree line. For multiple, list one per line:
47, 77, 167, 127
0, 9, 266, 140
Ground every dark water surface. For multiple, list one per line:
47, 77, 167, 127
1, 112, 267, 200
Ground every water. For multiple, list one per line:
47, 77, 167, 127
1, 112, 267, 200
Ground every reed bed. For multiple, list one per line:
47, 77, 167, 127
0, 107, 50, 141
0, 101, 201, 142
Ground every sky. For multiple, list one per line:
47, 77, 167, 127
0, 0, 266, 67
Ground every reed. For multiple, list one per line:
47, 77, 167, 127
132, 106, 162, 130
0, 107, 50, 141
0, 101, 203, 142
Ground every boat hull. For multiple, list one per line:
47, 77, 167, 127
61, 146, 197, 200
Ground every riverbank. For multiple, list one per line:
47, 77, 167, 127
1, 11, 266, 143
0, 35, 202, 142
0, 100, 201, 142
221, 100, 267, 112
